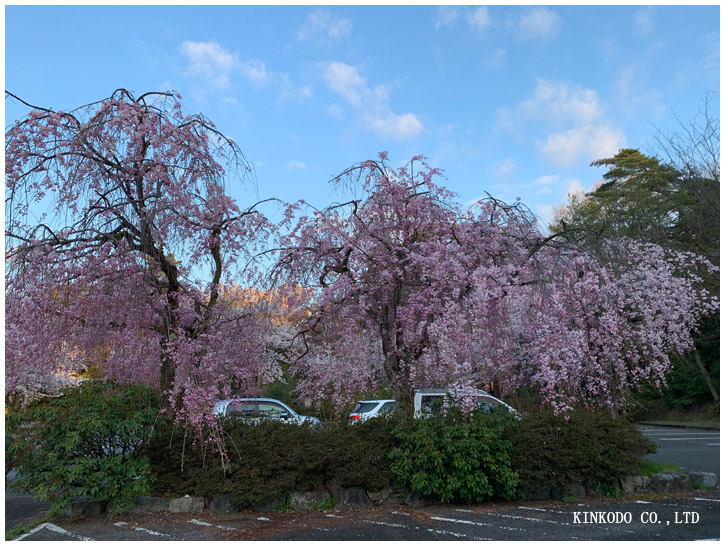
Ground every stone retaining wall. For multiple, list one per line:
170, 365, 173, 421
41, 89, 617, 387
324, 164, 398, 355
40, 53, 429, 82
59, 471, 719, 517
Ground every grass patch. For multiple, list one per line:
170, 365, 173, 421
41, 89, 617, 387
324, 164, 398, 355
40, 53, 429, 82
640, 459, 679, 478
5, 515, 49, 541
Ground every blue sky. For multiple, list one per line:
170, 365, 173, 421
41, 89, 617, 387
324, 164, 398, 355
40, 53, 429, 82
4, 4, 720, 230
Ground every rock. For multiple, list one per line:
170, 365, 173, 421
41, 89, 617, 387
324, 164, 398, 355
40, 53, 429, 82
289, 490, 331, 511
367, 488, 393, 505
367, 487, 409, 505
253, 496, 287, 513
550, 484, 565, 500
168, 496, 205, 513
332, 488, 371, 508
60, 499, 107, 517
126, 495, 169, 513
688, 471, 719, 489
621, 475, 650, 494
404, 491, 431, 507
648, 472, 693, 493
565, 483, 587, 499
550, 483, 586, 500
209, 494, 240, 514
518, 484, 552, 501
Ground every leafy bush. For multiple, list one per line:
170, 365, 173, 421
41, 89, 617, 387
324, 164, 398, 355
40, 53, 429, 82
148, 415, 402, 507
511, 409, 656, 497
389, 407, 519, 503
6, 381, 161, 516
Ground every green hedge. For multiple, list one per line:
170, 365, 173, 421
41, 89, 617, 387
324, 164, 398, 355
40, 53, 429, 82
389, 407, 519, 503
6, 381, 161, 516
148, 415, 402, 508
7, 381, 659, 512
150, 406, 656, 505
510, 409, 657, 497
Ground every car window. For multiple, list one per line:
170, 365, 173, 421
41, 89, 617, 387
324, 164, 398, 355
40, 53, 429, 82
353, 402, 381, 414
420, 395, 444, 415
380, 402, 396, 414
257, 402, 289, 418
226, 401, 257, 418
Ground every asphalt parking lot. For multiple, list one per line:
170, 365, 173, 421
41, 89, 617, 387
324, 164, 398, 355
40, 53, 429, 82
9, 490, 720, 541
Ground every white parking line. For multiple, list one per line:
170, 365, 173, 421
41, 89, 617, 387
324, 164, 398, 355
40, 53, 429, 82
360, 519, 408, 528
430, 515, 524, 532
486, 512, 568, 526
694, 498, 720, 503
641, 431, 719, 435
659, 437, 721, 441
188, 518, 237, 531
14, 523, 94, 541
518, 506, 569, 514
113, 521, 174, 538
428, 527, 487, 540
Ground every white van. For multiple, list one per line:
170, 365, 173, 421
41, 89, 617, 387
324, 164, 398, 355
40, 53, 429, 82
413, 388, 518, 418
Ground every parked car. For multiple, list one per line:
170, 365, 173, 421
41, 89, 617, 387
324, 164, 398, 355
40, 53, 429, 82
349, 399, 397, 423
413, 388, 519, 419
213, 398, 321, 426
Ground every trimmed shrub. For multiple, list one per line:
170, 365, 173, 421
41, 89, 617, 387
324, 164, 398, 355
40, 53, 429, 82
6, 381, 161, 516
511, 409, 657, 497
389, 407, 519, 503
148, 415, 402, 508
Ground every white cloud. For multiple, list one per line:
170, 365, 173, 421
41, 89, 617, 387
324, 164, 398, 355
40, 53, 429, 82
369, 113, 423, 141
494, 157, 517, 181
517, 8, 562, 40
328, 103, 343, 119
468, 7, 491, 34
497, 79, 626, 166
612, 64, 665, 120
181, 40, 239, 91
634, 7, 654, 35
532, 174, 558, 186
322, 61, 369, 108
434, 6, 460, 30
701, 32, 720, 72
486, 48, 507, 68
287, 160, 307, 170
536, 204, 555, 228
320, 61, 423, 141
239, 59, 268, 88
565, 178, 584, 197
180, 40, 311, 103
540, 125, 624, 166
298, 9, 352, 44
276, 73, 313, 102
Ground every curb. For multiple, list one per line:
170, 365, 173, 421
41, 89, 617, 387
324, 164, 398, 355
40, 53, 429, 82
638, 421, 720, 431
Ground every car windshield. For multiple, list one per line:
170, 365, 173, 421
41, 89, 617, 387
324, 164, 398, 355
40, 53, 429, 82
352, 402, 381, 414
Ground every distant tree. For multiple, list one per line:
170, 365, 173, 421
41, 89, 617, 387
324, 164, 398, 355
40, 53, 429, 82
549, 99, 720, 404
273, 154, 717, 414
552, 148, 718, 269
5, 89, 281, 424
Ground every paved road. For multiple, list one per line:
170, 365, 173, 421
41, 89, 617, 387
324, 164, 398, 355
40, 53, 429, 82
10, 491, 720, 541
640, 426, 720, 474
